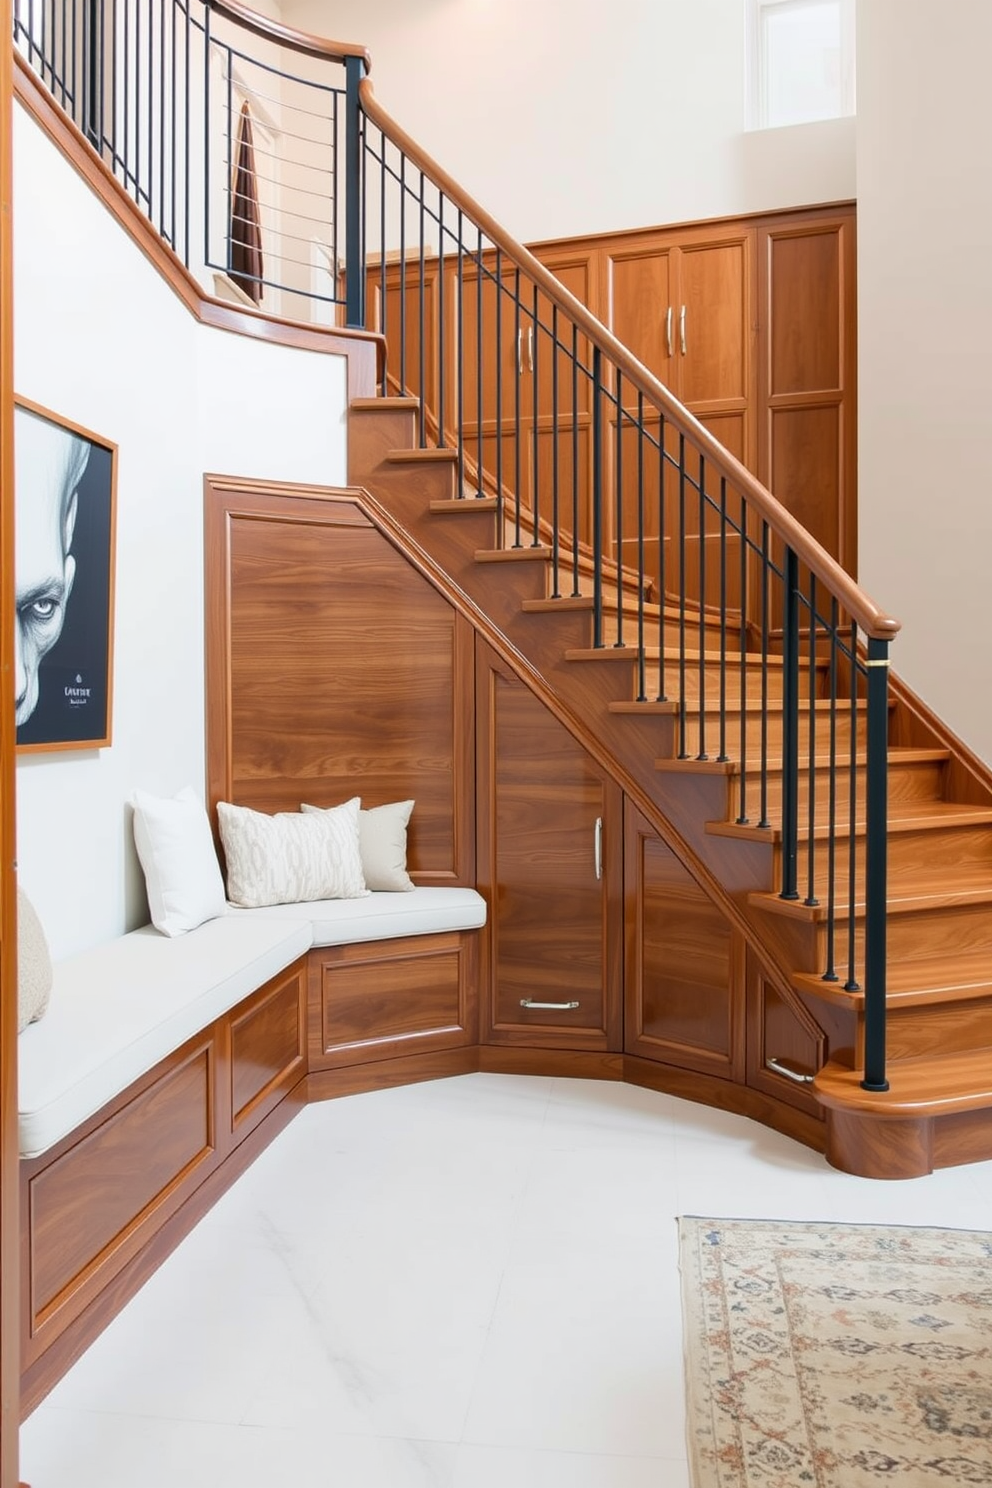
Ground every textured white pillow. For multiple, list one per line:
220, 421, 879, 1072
218, 797, 368, 908
302, 799, 415, 892
132, 787, 228, 937
17, 886, 53, 1031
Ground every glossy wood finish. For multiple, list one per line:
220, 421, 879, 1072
0, 0, 20, 1471
305, 1046, 479, 1103
476, 642, 622, 1052
208, 0, 370, 64
309, 933, 478, 1069
204, 478, 475, 884
20, 957, 307, 1405
745, 953, 825, 1118
624, 799, 744, 1080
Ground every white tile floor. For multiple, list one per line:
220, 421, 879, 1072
20, 1073, 992, 1488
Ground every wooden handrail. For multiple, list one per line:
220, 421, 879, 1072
207, 0, 371, 69
359, 77, 900, 643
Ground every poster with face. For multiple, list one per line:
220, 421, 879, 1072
14, 400, 117, 751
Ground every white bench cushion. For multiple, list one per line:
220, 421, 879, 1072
18, 916, 311, 1159
231, 886, 487, 946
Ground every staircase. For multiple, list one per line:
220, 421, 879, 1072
349, 388, 992, 1181
14, 0, 992, 1180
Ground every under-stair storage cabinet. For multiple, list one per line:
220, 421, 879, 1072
476, 641, 623, 1051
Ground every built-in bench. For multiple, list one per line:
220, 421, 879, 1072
18, 886, 486, 1415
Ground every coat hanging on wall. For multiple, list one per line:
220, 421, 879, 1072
230, 100, 264, 303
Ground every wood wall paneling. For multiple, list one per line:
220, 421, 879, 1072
476, 642, 622, 1051
623, 799, 745, 1080
310, 932, 477, 1069
745, 953, 826, 1117
205, 481, 476, 885
230, 963, 307, 1134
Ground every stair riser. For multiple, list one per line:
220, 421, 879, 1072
678, 709, 867, 760
887, 997, 992, 1061
736, 761, 946, 823
646, 666, 815, 705
781, 824, 992, 896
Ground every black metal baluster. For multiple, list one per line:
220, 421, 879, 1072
718, 477, 728, 762
551, 306, 560, 596
158, 0, 165, 239
531, 283, 540, 544
437, 192, 446, 449
657, 417, 667, 703
678, 433, 688, 758
758, 521, 770, 829
824, 600, 839, 980
697, 454, 708, 761
736, 496, 749, 823
398, 154, 406, 396
201, 1, 209, 272
592, 347, 604, 649
513, 269, 522, 546
636, 395, 646, 701
806, 575, 819, 907
780, 546, 800, 899
845, 621, 860, 992
457, 209, 465, 492
495, 248, 503, 536
379, 130, 387, 393
862, 634, 890, 1092
224, 50, 232, 276
476, 226, 483, 496
183, 0, 189, 265
417, 171, 425, 445
615, 371, 624, 647
571, 325, 580, 596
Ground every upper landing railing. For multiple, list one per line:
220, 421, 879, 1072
12, 0, 900, 1092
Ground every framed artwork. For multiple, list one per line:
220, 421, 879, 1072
13, 397, 118, 752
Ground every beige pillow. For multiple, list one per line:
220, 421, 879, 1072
303, 799, 415, 892
217, 797, 368, 908
18, 887, 53, 1032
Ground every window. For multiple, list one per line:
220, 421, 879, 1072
746, 0, 856, 130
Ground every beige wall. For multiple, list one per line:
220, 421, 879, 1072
274, 0, 855, 242
857, 0, 992, 763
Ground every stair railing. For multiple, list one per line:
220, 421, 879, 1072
11, 2, 900, 1093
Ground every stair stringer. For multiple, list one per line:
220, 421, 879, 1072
346, 458, 833, 1154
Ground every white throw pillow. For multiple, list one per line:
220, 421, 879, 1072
17, 886, 53, 1031
132, 786, 228, 937
218, 797, 368, 908
302, 799, 415, 892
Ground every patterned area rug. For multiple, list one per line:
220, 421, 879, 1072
679, 1217, 992, 1486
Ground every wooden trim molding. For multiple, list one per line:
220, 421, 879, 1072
1, 0, 23, 1476
12, 58, 383, 402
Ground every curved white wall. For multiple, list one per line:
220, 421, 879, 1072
14, 103, 349, 958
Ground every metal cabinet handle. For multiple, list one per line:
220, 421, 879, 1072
665, 305, 673, 358
594, 816, 603, 881
516, 327, 523, 374
520, 999, 581, 1010
766, 1057, 814, 1085
526, 325, 534, 372
679, 304, 687, 356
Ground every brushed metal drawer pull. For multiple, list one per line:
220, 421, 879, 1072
520, 998, 581, 1010
766, 1057, 814, 1085
594, 815, 603, 881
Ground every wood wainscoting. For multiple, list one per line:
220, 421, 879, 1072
20, 959, 307, 1417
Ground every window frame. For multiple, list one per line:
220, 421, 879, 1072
745, 0, 856, 132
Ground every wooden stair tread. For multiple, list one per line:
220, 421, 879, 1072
430, 496, 499, 513
475, 546, 551, 563
385, 447, 458, 464
521, 596, 594, 613
656, 747, 949, 778
710, 800, 992, 845
794, 950, 992, 1011
750, 877, 992, 923
814, 1049, 992, 1117
351, 396, 420, 411
607, 700, 680, 716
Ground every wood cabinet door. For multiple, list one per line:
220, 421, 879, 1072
476, 642, 622, 1050
624, 798, 745, 1079
608, 242, 677, 391
675, 233, 752, 410
745, 951, 826, 1118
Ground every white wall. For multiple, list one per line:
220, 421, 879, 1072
13, 103, 348, 959
857, 0, 992, 764
276, 0, 855, 242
